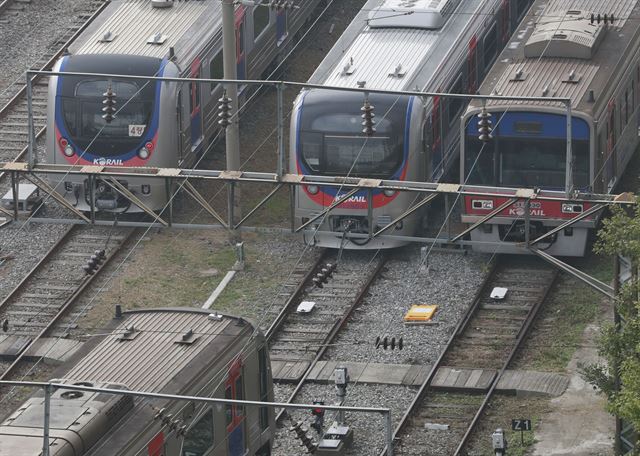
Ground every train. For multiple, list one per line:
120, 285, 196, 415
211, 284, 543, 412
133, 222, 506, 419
46, 0, 320, 212
460, 0, 640, 256
0, 308, 274, 456
291, 0, 534, 249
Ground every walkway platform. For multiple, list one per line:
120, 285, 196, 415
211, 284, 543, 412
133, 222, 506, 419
273, 360, 569, 397
0, 335, 82, 364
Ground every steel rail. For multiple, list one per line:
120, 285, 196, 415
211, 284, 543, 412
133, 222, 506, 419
378, 259, 499, 456
0, 224, 75, 312
0, 227, 137, 382
453, 265, 559, 455
274, 255, 386, 423
0, 1, 109, 117
265, 249, 328, 342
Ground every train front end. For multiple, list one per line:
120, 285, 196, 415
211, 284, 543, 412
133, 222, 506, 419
46, 54, 179, 213
460, 109, 595, 256
291, 89, 424, 249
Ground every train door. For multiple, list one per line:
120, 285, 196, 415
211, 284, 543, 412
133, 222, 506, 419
236, 8, 247, 80
189, 59, 204, 151
276, 9, 287, 45
467, 36, 478, 94
226, 358, 245, 456
431, 96, 442, 180
606, 99, 616, 189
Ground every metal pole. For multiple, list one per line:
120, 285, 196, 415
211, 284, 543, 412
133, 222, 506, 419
42, 384, 51, 456
222, 0, 241, 232
89, 175, 96, 224
166, 177, 173, 227
613, 255, 622, 455
565, 101, 573, 197
26, 72, 36, 169
276, 83, 285, 177
11, 172, 19, 220
385, 411, 394, 456
367, 189, 373, 238
445, 193, 451, 240
290, 184, 295, 233
524, 199, 531, 247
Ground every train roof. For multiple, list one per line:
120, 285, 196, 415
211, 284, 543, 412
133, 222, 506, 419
469, 0, 640, 115
64, 307, 254, 392
68, 0, 222, 71
308, 0, 493, 92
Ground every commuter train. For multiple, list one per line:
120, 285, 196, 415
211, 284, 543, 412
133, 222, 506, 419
460, 0, 640, 256
46, 0, 320, 212
291, 0, 534, 249
0, 308, 274, 456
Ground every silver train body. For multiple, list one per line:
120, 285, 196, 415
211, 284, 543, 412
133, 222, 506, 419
0, 308, 274, 456
46, 0, 320, 212
291, 0, 534, 249
461, 0, 640, 256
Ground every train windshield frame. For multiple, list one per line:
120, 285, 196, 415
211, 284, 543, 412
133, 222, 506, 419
298, 90, 410, 178
464, 112, 590, 190
57, 55, 162, 157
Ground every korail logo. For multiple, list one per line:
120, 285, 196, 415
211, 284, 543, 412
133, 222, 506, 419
93, 158, 123, 166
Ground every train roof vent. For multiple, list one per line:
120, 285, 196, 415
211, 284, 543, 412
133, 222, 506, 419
524, 10, 607, 59
151, 0, 174, 8
367, 0, 461, 30
2, 380, 133, 455
147, 33, 168, 45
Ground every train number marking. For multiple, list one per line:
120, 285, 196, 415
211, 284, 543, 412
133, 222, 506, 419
128, 124, 146, 137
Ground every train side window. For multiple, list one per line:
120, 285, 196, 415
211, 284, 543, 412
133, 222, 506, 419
482, 23, 498, 71
448, 75, 464, 126
209, 52, 223, 93
235, 375, 244, 417
516, 0, 529, 21
258, 347, 269, 431
225, 386, 233, 426
253, 5, 270, 42
182, 409, 214, 456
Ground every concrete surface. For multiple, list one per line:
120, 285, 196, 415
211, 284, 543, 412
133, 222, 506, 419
533, 316, 616, 455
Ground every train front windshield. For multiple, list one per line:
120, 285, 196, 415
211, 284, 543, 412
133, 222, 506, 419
56, 55, 161, 156
464, 112, 590, 190
298, 90, 409, 178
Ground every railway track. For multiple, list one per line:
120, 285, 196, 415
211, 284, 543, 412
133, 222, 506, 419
265, 251, 385, 421
0, 0, 107, 166
0, 225, 136, 382
387, 257, 558, 456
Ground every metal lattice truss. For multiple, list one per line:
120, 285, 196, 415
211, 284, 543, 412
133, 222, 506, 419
1, 161, 635, 300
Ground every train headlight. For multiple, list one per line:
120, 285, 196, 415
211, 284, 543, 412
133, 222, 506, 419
63, 143, 75, 157
472, 199, 494, 210
307, 185, 319, 195
383, 189, 396, 197
562, 203, 583, 213
138, 146, 150, 160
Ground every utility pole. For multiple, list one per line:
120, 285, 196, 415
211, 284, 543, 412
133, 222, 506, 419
222, 0, 241, 238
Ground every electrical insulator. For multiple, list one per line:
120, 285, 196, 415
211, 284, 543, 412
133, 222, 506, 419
83, 249, 106, 275
217, 91, 232, 127
590, 13, 614, 24
289, 421, 316, 453
270, 0, 296, 11
477, 109, 493, 142
102, 86, 117, 123
361, 100, 376, 135
375, 336, 404, 350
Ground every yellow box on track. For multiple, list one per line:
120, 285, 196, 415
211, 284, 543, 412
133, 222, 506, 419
404, 305, 438, 322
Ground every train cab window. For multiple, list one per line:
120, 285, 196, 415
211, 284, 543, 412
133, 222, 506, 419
235, 375, 244, 417
209, 52, 223, 93
253, 6, 270, 41
482, 23, 498, 71
448, 75, 464, 126
182, 409, 214, 456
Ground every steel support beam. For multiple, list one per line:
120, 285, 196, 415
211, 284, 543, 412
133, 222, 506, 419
104, 177, 168, 227
23, 173, 90, 223
181, 180, 229, 228
373, 193, 438, 238
531, 248, 614, 298
530, 203, 606, 245
295, 187, 361, 233
451, 198, 518, 242
234, 183, 284, 229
